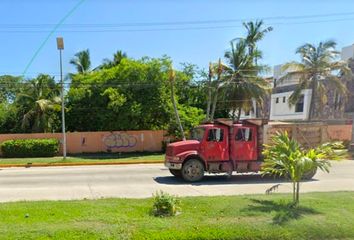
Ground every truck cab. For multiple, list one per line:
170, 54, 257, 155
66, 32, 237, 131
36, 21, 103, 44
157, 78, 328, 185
165, 119, 262, 182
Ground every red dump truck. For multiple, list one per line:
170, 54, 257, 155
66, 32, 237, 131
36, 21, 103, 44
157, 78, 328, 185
165, 119, 318, 182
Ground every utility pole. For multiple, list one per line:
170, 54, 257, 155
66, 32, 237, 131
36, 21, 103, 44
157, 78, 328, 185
56, 37, 67, 159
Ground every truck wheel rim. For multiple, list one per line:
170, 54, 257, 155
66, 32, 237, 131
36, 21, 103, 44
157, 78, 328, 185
185, 162, 202, 180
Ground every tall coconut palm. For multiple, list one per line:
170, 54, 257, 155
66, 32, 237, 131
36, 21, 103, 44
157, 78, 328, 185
243, 20, 273, 63
223, 39, 270, 120
16, 75, 61, 132
99, 50, 127, 69
209, 58, 228, 121
280, 40, 351, 120
70, 49, 91, 73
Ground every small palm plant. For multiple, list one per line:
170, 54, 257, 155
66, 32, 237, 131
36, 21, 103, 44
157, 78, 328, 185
261, 132, 334, 205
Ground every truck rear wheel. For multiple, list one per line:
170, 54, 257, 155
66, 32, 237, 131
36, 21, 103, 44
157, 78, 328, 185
169, 169, 182, 177
181, 159, 204, 182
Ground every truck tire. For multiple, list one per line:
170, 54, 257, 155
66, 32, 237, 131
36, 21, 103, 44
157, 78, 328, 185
169, 169, 182, 177
181, 159, 204, 182
302, 169, 317, 180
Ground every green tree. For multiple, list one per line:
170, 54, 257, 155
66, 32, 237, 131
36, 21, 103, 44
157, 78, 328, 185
261, 132, 335, 205
0, 75, 23, 103
70, 49, 91, 73
16, 74, 61, 133
280, 40, 351, 120
0, 103, 20, 133
66, 57, 205, 133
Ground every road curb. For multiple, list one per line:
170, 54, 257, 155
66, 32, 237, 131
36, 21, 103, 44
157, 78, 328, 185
0, 160, 164, 168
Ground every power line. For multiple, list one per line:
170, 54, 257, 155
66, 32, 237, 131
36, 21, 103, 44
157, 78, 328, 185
2, 11, 354, 28
2, 17, 354, 33
1, 13, 354, 34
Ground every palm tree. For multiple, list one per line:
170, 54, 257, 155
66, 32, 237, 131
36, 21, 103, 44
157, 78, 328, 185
99, 50, 127, 69
262, 132, 332, 205
70, 49, 91, 73
280, 40, 351, 120
243, 20, 273, 63
16, 75, 61, 132
223, 38, 270, 120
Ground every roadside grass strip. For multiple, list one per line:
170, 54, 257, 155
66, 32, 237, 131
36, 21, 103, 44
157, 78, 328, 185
0, 192, 353, 239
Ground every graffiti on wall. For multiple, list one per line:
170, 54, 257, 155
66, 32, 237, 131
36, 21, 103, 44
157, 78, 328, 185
103, 132, 138, 148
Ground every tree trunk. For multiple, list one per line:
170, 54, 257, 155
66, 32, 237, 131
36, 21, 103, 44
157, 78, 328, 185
236, 107, 242, 121
293, 182, 296, 204
308, 80, 317, 121
170, 69, 186, 141
206, 65, 212, 121
296, 181, 300, 205
231, 108, 237, 121
210, 87, 219, 121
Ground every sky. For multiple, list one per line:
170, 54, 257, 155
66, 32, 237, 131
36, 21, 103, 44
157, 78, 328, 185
2, 0, 354, 81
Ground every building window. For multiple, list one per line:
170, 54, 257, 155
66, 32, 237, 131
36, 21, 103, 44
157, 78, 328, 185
295, 95, 304, 113
235, 128, 253, 142
276, 97, 279, 104
283, 96, 286, 103
207, 128, 224, 142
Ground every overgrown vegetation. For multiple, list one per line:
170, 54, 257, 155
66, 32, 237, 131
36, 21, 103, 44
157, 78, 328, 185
0, 138, 59, 158
0, 192, 353, 239
152, 191, 180, 217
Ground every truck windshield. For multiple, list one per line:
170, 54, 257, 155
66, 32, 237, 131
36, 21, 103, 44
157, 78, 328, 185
191, 128, 205, 141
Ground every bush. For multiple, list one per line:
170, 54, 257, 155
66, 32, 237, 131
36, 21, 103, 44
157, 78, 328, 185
1, 138, 59, 158
152, 191, 180, 217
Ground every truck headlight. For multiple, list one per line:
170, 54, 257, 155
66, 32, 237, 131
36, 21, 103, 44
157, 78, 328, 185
172, 156, 180, 161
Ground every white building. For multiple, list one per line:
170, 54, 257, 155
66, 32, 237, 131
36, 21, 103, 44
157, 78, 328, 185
269, 64, 311, 120
270, 89, 311, 120
269, 44, 353, 121
239, 100, 257, 119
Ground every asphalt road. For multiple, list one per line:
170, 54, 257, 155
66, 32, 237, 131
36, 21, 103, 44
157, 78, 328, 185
0, 160, 353, 202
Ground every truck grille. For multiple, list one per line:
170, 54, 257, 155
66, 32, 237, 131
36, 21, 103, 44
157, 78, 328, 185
166, 145, 173, 156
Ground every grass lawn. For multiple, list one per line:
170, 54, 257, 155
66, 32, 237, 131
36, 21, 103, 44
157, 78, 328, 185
0, 152, 164, 166
0, 192, 353, 240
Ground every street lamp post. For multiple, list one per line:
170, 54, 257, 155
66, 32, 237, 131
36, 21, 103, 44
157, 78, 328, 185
56, 37, 67, 159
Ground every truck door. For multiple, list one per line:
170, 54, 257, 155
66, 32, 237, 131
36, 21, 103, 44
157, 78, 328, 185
233, 126, 257, 160
200, 127, 228, 161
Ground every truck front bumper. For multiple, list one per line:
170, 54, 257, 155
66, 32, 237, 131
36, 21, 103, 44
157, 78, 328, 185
165, 156, 182, 170
165, 161, 182, 170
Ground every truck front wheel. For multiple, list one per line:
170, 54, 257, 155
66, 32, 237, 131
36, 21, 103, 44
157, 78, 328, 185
169, 169, 182, 177
181, 159, 204, 182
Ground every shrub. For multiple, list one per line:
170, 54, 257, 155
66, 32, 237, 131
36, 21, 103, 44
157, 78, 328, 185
1, 138, 59, 158
152, 191, 180, 217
